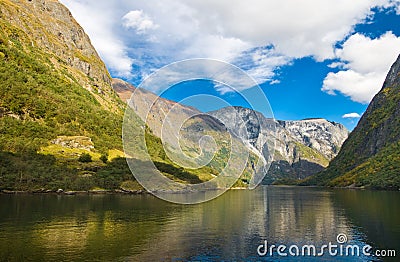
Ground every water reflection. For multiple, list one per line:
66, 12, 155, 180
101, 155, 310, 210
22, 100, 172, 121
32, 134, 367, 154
0, 187, 398, 261
332, 189, 400, 260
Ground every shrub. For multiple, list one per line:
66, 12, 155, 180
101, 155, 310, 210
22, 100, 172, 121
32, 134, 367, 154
100, 153, 108, 163
78, 153, 92, 163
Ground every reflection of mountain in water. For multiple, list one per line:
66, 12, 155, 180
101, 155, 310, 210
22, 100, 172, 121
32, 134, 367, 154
1, 189, 397, 261
132, 187, 371, 261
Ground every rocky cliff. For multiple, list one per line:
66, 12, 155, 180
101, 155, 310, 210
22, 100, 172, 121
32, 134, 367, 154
209, 107, 348, 183
306, 54, 400, 189
278, 119, 348, 160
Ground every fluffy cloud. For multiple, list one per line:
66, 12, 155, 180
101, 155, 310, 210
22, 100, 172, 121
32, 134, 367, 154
60, 0, 399, 90
342, 112, 362, 118
122, 10, 158, 34
322, 32, 400, 103
186, 0, 388, 60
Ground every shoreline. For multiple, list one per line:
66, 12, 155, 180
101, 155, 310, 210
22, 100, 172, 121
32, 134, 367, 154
1, 184, 398, 195
0, 189, 147, 195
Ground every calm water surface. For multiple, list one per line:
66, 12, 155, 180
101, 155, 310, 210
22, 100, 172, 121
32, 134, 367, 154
0, 186, 399, 261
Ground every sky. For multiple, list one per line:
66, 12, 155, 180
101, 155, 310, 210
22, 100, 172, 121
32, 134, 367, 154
60, 0, 400, 130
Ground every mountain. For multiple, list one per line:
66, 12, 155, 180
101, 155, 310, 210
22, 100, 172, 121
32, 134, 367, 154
112, 79, 259, 188
0, 0, 216, 192
112, 78, 201, 138
0, 0, 144, 192
0, 0, 125, 148
112, 80, 349, 185
209, 107, 348, 184
304, 54, 400, 189
278, 119, 348, 160
0, 0, 116, 103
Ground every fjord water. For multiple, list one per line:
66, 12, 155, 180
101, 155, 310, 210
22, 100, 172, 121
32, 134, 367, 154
0, 187, 398, 261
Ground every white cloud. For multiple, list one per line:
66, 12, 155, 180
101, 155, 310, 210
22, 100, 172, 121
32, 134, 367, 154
322, 32, 400, 103
186, 0, 389, 61
122, 10, 158, 34
342, 112, 362, 118
384, 0, 400, 14
59, 0, 399, 89
328, 62, 346, 69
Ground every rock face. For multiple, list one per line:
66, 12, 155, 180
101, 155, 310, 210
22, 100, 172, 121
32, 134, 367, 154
51, 136, 94, 151
308, 54, 400, 189
209, 107, 349, 183
278, 119, 348, 160
0, 0, 115, 102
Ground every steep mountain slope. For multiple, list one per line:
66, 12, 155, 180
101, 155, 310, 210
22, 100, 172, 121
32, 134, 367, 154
0, 0, 143, 191
0, 0, 117, 107
305, 54, 400, 189
0, 0, 214, 192
209, 107, 348, 183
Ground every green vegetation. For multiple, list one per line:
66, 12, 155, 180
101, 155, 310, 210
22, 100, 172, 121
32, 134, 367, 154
0, 22, 124, 153
145, 128, 217, 184
302, 68, 400, 190
78, 153, 92, 163
294, 141, 329, 167
0, 6, 257, 192
100, 154, 108, 164
327, 141, 400, 189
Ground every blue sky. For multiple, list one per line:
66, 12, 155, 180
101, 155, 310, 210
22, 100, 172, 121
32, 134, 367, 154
60, 0, 400, 130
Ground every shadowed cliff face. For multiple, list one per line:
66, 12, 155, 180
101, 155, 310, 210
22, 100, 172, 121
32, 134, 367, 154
307, 54, 400, 189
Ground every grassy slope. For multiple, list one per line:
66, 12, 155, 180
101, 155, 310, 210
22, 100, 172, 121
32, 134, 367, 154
0, 15, 134, 190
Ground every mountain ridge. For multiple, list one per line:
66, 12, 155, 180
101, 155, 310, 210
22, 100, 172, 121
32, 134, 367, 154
113, 79, 349, 184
